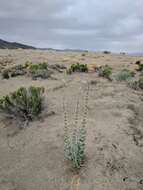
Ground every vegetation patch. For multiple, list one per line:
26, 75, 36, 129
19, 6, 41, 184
103, 51, 111, 54
0, 86, 44, 121
115, 69, 135, 81
29, 62, 52, 79
2, 63, 29, 79
137, 64, 143, 72
98, 65, 112, 80
63, 86, 89, 169
48, 64, 66, 73
128, 77, 143, 90
2, 69, 10, 79
67, 63, 88, 74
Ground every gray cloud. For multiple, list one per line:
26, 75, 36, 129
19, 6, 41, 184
0, 0, 143, 52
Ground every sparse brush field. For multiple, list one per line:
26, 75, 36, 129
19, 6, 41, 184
0, 49, 143, 190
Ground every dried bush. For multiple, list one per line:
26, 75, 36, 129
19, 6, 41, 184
2, 69, 10, 79
0, 86, 44, 120
32, 69, 52, 80
128, 77, 143, 90
2, 63, 28, 79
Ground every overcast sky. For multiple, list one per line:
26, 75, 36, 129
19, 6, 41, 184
0, 0, 143, 52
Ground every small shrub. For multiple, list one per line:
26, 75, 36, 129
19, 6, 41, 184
0, 86, 44, 120
140, 70, 143, 76
2, 64, 28, 79
67, 63, 88, 74
63, 85, 89, 169
81, 53, 86, 56
128, 77, 143, 90
66, 68, 72, 75
29, 62, 48, 72
11, 70, 25, 77
137, 64, 143, 72
115, 69, 135, 81
103, 51, 111, 54
29, 62, 52, 79
48, 64, 66, 73
32, 69, 52, 80
98, 65, 112, 80
2, 69, 10, 79
135, 60, 141, 65
128, 80, 140, 90
138, 77, 143, 89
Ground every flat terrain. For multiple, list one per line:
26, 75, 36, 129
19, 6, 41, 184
0, 49, 143, 190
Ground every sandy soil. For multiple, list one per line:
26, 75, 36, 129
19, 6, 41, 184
0, 49, 143, 190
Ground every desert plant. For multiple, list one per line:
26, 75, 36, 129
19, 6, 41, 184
128, 77, 143, 90
66, 68, 72, 75
103, 51, 111, 54
29, 62, 48, 72
128, 80, 140, 90
98, 65, 112, 80
67, 63, 88, 74
63, 85, 89, 169
138, 77, 143, 89
29, 62, 52, 79
81, 53, 86, 56
115, 69, 135, 81
2, 69, 10, 79
32, 69, 52, 80
137, 64, 143, 72
2, 64, 28, 79
0, 86, 44, 120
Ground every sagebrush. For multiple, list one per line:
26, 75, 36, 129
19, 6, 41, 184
128, 77, 143, 90
0, 86, 44, 120
115, 69, 135, 81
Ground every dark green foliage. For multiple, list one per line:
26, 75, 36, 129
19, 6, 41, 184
103, 51, 111, 54
115, 69, 135, 81
81, 53, 86, 56
2, 69, 9, 79
98, 65, 112, 80
137, 64, 143, 71
29, 62, 48, 72
0, 86, 44, 120
67, 63, 88, 74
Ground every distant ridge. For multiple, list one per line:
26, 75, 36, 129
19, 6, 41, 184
129, 52, 143, 56
0, 39, 36, 49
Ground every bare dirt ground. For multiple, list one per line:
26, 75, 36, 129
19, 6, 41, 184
0, 49, 143, 190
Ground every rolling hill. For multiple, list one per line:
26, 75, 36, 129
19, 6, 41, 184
0, 39, 36, 49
